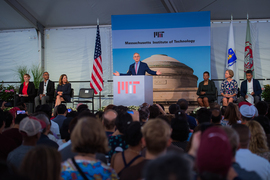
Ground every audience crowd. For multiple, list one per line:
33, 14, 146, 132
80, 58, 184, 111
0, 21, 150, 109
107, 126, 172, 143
1, 92, 270, 180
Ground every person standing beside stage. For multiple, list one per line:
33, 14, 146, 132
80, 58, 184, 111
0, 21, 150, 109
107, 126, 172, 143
197, 71, 216, 108
220, 69, 238, 107
35, 72, 55, 107
55, 74, 71, 107
15, 74, 36, 105
238, 70, 262, 104
113, 53, 161, 76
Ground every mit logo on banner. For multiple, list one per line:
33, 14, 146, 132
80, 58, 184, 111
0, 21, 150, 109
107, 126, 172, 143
118, 81, 140, 94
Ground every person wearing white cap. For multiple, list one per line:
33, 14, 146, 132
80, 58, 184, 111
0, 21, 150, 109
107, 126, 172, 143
239, 104, 256, 124
7, 117, 42, 170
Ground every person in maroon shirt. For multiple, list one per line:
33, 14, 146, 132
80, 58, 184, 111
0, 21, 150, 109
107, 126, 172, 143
0, 110, 17, 161
3, 114, 28, 148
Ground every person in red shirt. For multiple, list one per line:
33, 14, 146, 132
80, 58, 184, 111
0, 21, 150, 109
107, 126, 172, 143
15, 74, 36, 105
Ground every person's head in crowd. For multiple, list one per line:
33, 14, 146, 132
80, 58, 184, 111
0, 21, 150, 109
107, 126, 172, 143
115, 112, 133, 134
211, 108, 222, 125
157, 114, 173, 126
255, 101, 268, 116
224, 103, 240, 125
58, 74, 69, 85
71, 117, 108, 154
112, 105, 129, 116
210, 102, 220, 110
63, 116, 79, 142
77, 110, 96, 119
221, 126, 239, 158
9, 107, 20, 121
171, 111, 190, 142
149, 104, 160, 119
57, 104, 67, 116
16, 102, 27, 111
3, 111, 13, 128
144, 152, 193, 180
232, 124, 250, 149
255, 115, 270, 135
139, 106, 150, 123
35, 104, 52, 119
32, 112, 51, 135
196, 126, 232, 180
20, 146, 62, 180
196, 108, 212, 124
142, 119, 172, 156
77, 104, 88, 114
102, 109, 117, 131
19, 117, 42, 145
177, 99, 188, 112
246, 120, 269, 154
66, 110, 78, 118
52, 106, 58, 118
15, 114, 28, 125
104, 104, 116, 112
95, 111, 104, 121
0, 110, 5, 133
23, 73, 31, 83
221, 106, 227, 117
125, 121, 142, 147
169, 104, 180, 114
239, 104, 256, 124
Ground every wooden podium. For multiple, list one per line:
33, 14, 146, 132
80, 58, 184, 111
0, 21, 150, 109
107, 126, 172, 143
113, 76, 153, 106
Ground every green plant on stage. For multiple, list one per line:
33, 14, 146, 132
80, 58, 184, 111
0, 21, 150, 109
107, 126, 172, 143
262, 84, 270, 102
15, 65, 29, 84
31, 64, 43, 89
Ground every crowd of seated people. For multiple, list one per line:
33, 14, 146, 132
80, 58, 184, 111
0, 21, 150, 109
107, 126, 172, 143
0, 94, 270, 180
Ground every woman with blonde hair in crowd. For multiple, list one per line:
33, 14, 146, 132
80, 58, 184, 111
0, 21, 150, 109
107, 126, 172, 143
61, 117, 117, 179
220, 69, 238, 106
20, 146, 62, 180
55, 74, 71, 106
246, 120, 270, 162
221, 103, 241, 126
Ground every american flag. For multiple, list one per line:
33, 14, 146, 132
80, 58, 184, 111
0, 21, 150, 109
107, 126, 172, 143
90, 25, 103, 94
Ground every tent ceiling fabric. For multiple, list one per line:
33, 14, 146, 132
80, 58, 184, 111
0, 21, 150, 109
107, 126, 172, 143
1, 0, 270, 30
0, 1, 34, 30
171, 0, 270, 20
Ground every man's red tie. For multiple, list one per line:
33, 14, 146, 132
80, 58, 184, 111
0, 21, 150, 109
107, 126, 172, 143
135, 63, 138, 74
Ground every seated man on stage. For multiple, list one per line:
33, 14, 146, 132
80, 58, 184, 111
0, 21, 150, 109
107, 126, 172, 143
113, 53, 161, 76
35, 72, 55, 107
238, 70, 262, 104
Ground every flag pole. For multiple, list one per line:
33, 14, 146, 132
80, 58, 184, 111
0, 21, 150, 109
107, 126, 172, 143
97, 18, 101, 110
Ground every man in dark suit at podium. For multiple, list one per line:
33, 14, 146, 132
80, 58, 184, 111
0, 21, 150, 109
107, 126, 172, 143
35, 72, 55, 107
113, 53, 161, 76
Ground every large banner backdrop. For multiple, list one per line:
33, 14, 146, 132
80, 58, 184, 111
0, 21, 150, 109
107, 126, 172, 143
112, 12, 211, 84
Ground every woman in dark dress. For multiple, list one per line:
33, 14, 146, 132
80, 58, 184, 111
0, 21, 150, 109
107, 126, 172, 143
55, 74, 71, 106
16, 74, 36, 104
197, 71, 216, 107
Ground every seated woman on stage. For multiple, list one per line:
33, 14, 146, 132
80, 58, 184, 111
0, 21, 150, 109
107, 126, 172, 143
220, 69, 238, 106
197, 71, 216, 107
55, 74, 71, 106
15, 74, 36, 105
